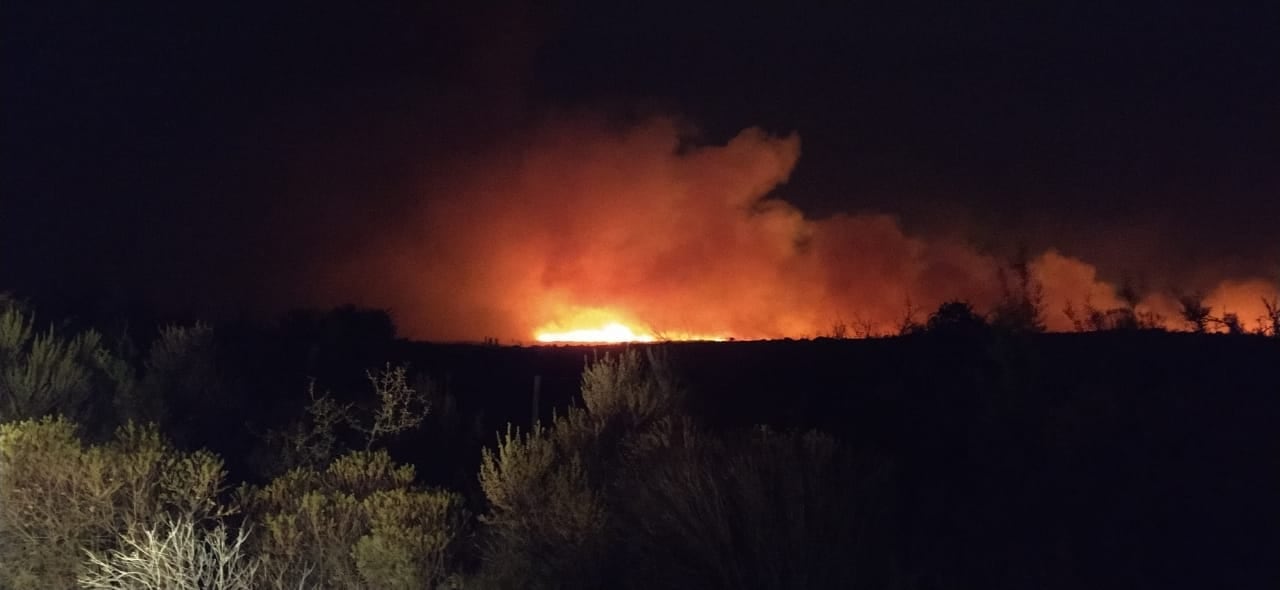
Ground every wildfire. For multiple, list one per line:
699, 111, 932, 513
533, 309, 731, 344
315, 117, 1280, 341
535, 321, 656, 343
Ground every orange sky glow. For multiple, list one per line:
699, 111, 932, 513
315, 116, 1278, 343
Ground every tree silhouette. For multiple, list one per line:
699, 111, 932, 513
925, 300, 989, 335
1176, 293, 1212, 333
990, 249, 1047, 333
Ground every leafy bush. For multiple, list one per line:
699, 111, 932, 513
579, 348, 683, 426
0, 299, 118, 423
0, 417, 228, 588
475, 350, 679, 588
79, 516, 257, 590
477, 423, 607, 589
242, 449, 467, 590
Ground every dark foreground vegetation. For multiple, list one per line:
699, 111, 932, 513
1, 296, 1277, 589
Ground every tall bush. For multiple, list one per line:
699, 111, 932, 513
476, 348, 898, 589
478, 423, 607, 589
475, 349, 679, 588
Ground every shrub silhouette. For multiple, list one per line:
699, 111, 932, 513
277, 305, 398, 389
1063, 300, 1163, 332
924, 300, 989, 336
0, 298, 121, 423
115, 323, 229, 436
620, 426, 896, 590
260, 363, 431, 477
1176, 293, 1213, 333
476, 349, 898, 589
1204, 310, 1248, 335
1262, 297, 1280, 336
989, 252, 1047, 333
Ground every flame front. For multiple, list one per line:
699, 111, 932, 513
535, 321, 656, 343
533, 308, 731, 344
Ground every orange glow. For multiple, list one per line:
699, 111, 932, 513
314, 116, 1280, 341
535, 321, 655, 343
533, 308, 732, 343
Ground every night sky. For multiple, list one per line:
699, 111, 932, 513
4, 1, 1278, 336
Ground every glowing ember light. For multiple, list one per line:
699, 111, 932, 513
535, 322, 656, 343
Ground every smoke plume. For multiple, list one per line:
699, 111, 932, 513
313, 115, 1276, 341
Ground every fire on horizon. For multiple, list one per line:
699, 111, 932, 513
5, 3, 1277, 344
320, 120, 1279, 344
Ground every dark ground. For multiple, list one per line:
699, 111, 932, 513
367, 332, 1277, 589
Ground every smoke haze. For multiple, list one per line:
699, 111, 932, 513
306, 115, 1276, 341
5, 2, 1277, 339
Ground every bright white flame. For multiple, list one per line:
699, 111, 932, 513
535, 322, 657, 343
